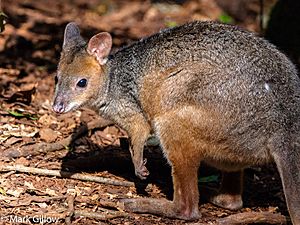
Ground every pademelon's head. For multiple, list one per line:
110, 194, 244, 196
52, 22, 112, 113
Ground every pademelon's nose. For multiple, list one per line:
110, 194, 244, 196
52, 101, 65, 113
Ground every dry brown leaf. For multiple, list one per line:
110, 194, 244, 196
6, 187, 25, 198
24, 181, 36, 190
45, 188, 57, 197
38, 114, 58, 126
0, 124, 39, 143
35, 202, 48, 208
14, 157, 30, 166
4, 84, 36, 105
3, 136, 22, 146
39, 127, 59, 142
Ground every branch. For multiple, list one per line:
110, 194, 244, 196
0, 164, 134, 187
26, 209, 128, 221
65, 194, 75, 225
7, 196, 67, 207
215, 211, 286, 225
74, 210, 127, 220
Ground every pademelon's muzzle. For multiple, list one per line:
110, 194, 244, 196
52, 97, 66, 114
52, 93, 81, 113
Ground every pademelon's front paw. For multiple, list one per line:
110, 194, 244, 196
134, 159, 149, 180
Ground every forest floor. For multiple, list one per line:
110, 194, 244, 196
0, 0, 292, 224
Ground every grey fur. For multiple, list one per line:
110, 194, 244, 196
94, 21, 300, 223
94, 21, 300, 142
56, 21, 300, 223
63, 22, 85, 50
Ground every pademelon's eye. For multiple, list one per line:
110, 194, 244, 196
54, 75, 58, 85
77, 78, 88, 88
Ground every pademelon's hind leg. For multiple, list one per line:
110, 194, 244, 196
271, 139, 300, 225
120, 158, 201, 220
155, 114, 202, 219
121, 114, 202, 220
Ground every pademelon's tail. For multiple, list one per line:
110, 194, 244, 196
272, 138, 300, 225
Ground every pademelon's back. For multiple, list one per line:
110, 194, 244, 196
121, 21, 297, 80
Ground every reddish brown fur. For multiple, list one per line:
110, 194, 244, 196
137, 67, 244, 218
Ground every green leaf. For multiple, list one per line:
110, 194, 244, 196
165, 21, 178, 28
198, 175, 219, 183
7, 110, 38, 120
219, 13, 234, 24
8, 110, 25, 117
28, 115, 38, 120
0, 187, 7, 196
64, 145, 73, 151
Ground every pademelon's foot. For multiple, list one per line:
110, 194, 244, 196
119, 198, 201, 220
210, 193, 243, 210
134, 159, 149, 180
201, 186, 243, 210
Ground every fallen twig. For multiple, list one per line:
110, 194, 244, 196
25, 209, 127, 222
74, 210, 127, 220
66, 193, 75, 225
0, 164, 134, 187
2, 118, 114, 158
8, 196, 67, 207
1, 171, 15, 178
215, 211, 287, 225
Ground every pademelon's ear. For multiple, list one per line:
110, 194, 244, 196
63, 22, 85, 50
87, 32, 112, 65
